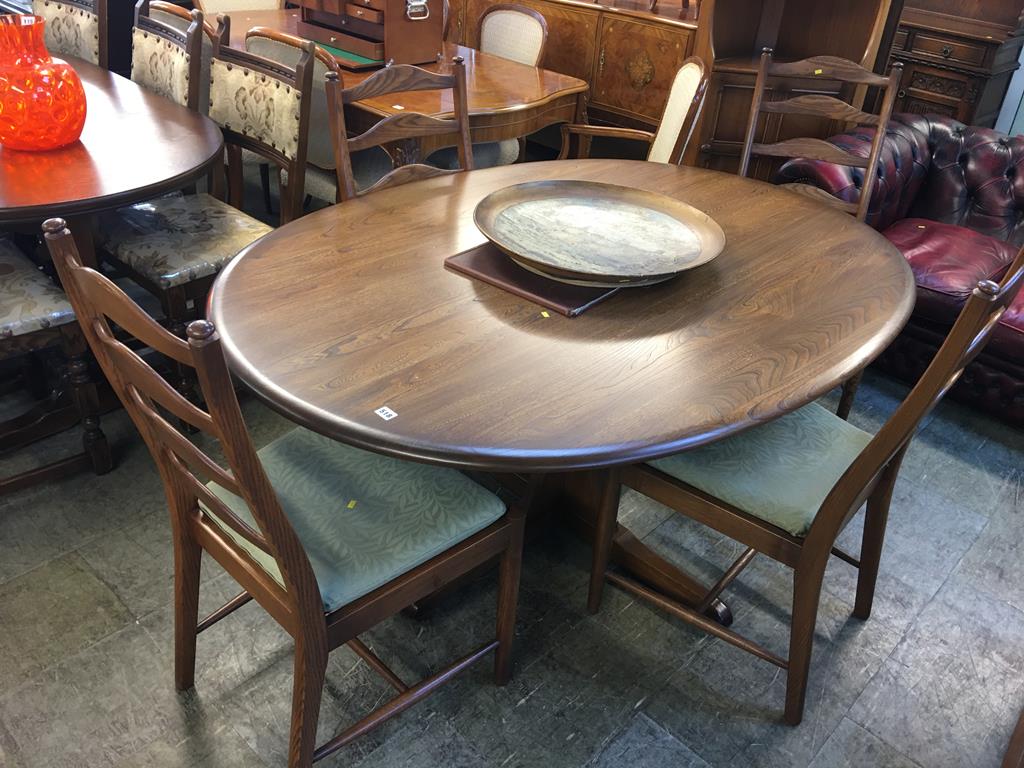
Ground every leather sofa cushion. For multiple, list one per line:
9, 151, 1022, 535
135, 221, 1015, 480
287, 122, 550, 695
989, 293, 1024, 362
883, 218, 1018, 323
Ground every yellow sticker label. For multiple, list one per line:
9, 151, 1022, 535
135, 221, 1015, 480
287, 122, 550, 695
347, 500, 357, 509
917, 224, 926, 229
541, 311, 550, 318
814, 68, 823, 75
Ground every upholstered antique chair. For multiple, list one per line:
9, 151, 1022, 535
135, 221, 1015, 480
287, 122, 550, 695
101, 18, 314, 404
429, 3, 548, 170
326, 58, 474, 201
32, 0, 108, 68
558, 57, 707, 165
777, 113, 1024, 427
143, 0, 219, 115
587, 245, 1024, 726
737, 49, 903, 419
0, 236, 110, 494
45, 217, 528, 768
128, 1, 203, 110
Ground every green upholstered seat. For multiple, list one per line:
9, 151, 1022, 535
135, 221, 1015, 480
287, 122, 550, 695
648, 402, 873, 537
203, 427, 506, 613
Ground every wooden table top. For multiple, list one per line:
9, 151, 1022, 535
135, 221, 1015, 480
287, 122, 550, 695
208, 159, 915, 472
0, 59, 223, 224
228, 9, 588, 118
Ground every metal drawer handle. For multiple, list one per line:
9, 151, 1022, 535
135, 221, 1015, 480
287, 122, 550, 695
407, 0, 429, 20
942, 45, 953, 58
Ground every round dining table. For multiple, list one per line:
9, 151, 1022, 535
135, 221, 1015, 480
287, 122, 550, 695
0, 58, 222, 263
208, 158, 916, 619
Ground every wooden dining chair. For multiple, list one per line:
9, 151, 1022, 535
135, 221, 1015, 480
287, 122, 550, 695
326, 58, 474, 201
738, 49, 903, 419
128, 1, 204, 111
44, 217, 529, 768
428, 3, 548, 170
0, 236, 110, 494
100, 17, 314, 406
31, 0, 108, 68
587, 245, 1024, 726
558, 57, 707, 165
142, 0, 220, 116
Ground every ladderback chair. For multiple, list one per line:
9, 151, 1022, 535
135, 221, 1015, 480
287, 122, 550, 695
588, 245, 1024, 726
558, 57, 707, 165
0, 236, 110, 494
129, 1, 203, 111
101, 18, 313, 408
32, 0, 107, 68
429, 5, 547, 171
143, 0, 219, 115
45, 217, 528, 768
739, 49, 903, 419
326, 58, 474, 201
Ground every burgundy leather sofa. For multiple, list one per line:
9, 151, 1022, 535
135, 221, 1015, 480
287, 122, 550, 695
777, 113, 1024, 425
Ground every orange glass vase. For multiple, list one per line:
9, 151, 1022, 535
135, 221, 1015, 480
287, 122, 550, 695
0, 14, 87, 151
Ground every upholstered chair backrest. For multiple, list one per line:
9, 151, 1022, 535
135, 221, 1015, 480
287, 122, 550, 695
478, 4, 547, 67
130, 1, 203, 111
647, 57, 707, 165
32, 0, 107, 68
244, 28, 340, 171
146, 0, 217, 115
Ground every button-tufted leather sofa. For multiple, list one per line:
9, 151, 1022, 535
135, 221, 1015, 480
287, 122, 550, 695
777, 113, 1024, 425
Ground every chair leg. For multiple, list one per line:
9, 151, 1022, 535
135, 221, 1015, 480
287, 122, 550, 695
853, 467, 899, 621
494, 511, 526, 686
173, 527, 202, 692
288, 638, 328, 768
259, 163, 274, 215
164, 288, 200, 429
785, 564, 827, 726
61, 326, 112, 475
588, 468, 622, 614
836, 372, 863, 421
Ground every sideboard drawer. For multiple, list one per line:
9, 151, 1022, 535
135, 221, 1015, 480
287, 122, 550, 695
910, 33, 988, 67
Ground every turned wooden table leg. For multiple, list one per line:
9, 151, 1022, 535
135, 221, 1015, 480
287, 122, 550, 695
66, 214, 100, 270
62, 325, 113, 475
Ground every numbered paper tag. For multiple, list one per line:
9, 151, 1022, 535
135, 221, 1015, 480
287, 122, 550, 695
375, 406, 398, 421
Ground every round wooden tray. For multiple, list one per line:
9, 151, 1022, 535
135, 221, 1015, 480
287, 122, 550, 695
473, 179, 726, 286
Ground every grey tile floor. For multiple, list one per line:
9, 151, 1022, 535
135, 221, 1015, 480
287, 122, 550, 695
0, 369, 1021, 768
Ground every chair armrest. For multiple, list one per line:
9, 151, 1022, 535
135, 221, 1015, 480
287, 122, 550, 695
557, 124, 657, 160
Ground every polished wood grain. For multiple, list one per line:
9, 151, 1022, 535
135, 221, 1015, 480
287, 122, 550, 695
0, 59, 223, 225
227, 8, 587, 151
45, 218, 530, 768
208, 159, 915, 473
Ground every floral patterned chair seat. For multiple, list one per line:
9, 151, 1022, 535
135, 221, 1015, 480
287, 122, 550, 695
0, 239, 75, 340
100, 194, 272, 290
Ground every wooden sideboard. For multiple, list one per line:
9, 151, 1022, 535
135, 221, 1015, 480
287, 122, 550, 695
886, 2, 1024, 127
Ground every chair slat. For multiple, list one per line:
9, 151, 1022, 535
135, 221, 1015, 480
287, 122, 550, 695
780, 183, 859, 214
751, 138, 869, 168
760, 94, 880, 125
347, 113, 462, 152
768, 55, 891, 86
342, 65, 456, 104
363, 164, 459, 195
176, 459, 273, 554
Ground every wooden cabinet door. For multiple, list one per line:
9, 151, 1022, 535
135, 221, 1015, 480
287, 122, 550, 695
895, 61, 977, 122
591, 17, 691, 124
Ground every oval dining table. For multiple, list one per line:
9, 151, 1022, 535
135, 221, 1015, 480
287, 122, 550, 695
0, 58, 223, 265
208, 159, 916, 623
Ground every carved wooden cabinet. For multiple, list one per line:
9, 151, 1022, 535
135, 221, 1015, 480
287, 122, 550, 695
887, 4, 1024, 127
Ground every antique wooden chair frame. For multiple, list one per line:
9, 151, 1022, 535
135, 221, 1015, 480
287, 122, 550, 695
143, 0, 220, 46
45, 217, 530, 768
588, 245, 1024, 726
557, 56, 708, 165
0, 304, 110, 496
131, 0, 205, 110
738, 49, 903, 419
477, 4, 548, 66
326, 58, 474, 201
34, 0, 109, 69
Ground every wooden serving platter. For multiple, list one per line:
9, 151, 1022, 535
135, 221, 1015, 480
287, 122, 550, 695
473, 180, 726, 287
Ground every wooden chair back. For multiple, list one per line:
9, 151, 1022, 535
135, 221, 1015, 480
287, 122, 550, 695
244, 27, 342, 172
32, 0, 108, 68
42, 218, 325, 638
739, 49, 902, 221
210, 17, 315, 223
648, 56, 707, 164
477, 3, 548, 67
325, 58, 473, 201
143, 0, 219, 115
811, 247, 1024, 547
130, 0, 204, 111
